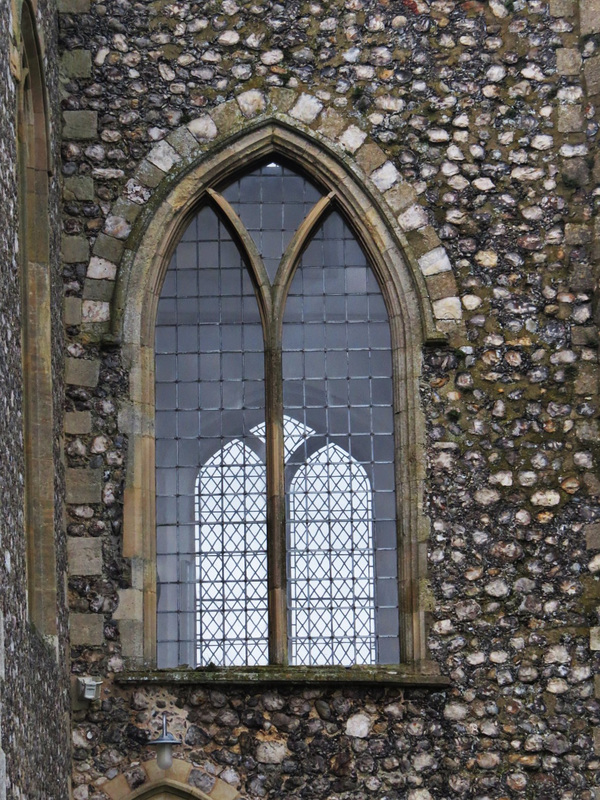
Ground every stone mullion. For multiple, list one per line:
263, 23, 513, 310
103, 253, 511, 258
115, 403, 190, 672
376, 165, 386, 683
264, 328, 288, 666
206, 189, 288, 663
267, 192, 336, 666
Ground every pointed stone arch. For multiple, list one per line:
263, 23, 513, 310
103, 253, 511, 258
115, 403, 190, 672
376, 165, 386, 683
108, 99, 452, 671
126, 781, 209, 800
103, 767, 237, 800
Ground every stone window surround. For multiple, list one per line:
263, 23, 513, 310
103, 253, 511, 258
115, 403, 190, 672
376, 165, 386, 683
17, 0, 58, 642
73, 94, 463, 679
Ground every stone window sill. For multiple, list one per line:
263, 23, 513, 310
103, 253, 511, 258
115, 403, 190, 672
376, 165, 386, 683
115, 664, 451, 688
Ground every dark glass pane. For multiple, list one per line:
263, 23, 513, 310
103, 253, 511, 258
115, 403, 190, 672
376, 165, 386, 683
155, 204, 267, 667
282, 210, 398, 665
222, 162, 323, 282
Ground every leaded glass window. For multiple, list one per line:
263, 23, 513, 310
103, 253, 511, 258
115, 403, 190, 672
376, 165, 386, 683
155, 161, 399, 668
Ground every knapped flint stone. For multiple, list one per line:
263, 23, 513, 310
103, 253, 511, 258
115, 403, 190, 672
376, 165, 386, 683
185, 725, 210, 746
189, 771, 215, 793
256, 741, 287, 764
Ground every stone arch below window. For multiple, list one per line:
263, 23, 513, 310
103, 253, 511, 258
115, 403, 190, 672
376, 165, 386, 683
102, 768, 234, 800
107, 115, 450, 673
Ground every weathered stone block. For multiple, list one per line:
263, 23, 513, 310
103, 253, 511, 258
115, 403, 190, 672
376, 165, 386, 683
236, 89, 266, 118
70, 613, 104, 646
63, 110, 97, 139
398, 204, 429, 232
571, 324, 597, 345
103, 773, 130, 800
118, 619, 144, 659
433, 297, 462, 321
548, 0, 574, 15
383, 182, 415, 213
65, 410, 92, 435
166, 758, 192, 785
64, 296, 82, 326
419, 246, 452, 276
404, 226, 440, 259
339, 124, 367, 153
581, 0, 600, 34
426, 272, 458, 301
0, 749, 6, 800
591, 627, 600, 650
594, 727, 600, 755
187, 115, 218, 142
289, 93, 323, 124
147, 141, 181, 173
577, 420, 600, 441
113, 589, 143, 620
189, 770, 215, 794
82, 300, 110, 323
585, 55, 600, 96
66, 468, 102, 504
68, 538, 103, 575
166, 126, 200, 158
61, 235, 88, 263
371, 161, 400, 191
556, 49, 581, 75
209, 779, 240, 800
562, 157, 590, 187
57, 0, 90, 10
210, 101, 244, 135
268, 87, 297, 113
135, 159, 166, 189
575, 365, 599, 395
87, 256, 117, 281
83, 279, 114, 301
318, 108, 347, 140
354, 143, 387, 174
93, 233, 125, 263
111, 198, 142, 225
63, 176, 94, 201
104, 215, 131, 240
60, 50, 92, 78
565, 223, 592, 245
558, 106, 584, 133
65, 357, 99, 387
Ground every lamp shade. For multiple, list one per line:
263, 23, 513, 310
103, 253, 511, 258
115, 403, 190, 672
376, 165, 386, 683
148, 712, 181, 770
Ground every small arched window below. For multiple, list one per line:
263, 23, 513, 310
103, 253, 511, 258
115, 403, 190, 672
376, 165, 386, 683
155, 161, 399, 668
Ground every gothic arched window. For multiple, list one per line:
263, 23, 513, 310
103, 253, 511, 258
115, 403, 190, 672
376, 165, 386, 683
155, 162, 399, 668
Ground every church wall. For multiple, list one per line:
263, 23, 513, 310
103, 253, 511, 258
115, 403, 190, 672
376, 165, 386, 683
0, 1, 71, 798
57, 1, 600, 798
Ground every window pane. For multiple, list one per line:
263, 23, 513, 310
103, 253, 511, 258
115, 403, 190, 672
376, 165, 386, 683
155, 205, 267, 668
283, 211, 398, 665
221, 162, 323, 282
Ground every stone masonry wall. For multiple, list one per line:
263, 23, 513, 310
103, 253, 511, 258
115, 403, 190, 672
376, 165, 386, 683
59, 0, 600, 798
0, 1, 71, 798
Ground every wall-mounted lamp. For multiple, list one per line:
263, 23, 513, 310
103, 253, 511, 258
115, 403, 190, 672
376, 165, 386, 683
149, 712, 181, 770
76, 676, 103, 702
